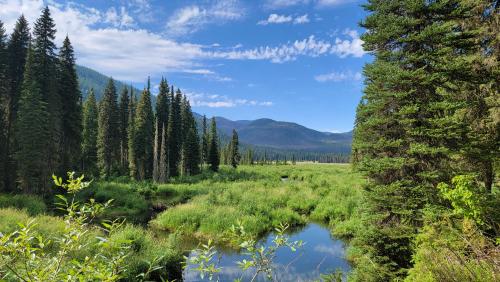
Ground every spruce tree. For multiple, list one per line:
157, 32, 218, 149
58, 36, 81, 173
15, 47, 50, 194
208, 117, 220, 172
352, 1, 485, 279
201, 115, 209, 165
118, 87, 129, 171
32, 7, 61, 180
230, 129, 240, 168
132, 87, 154, 180
0, 21, 7, 191
5, 15, 30, 191
97, 78, 119, 178
152, 117, 159, 182
181, 98, 200, 175
159, 123, 167, 183
128, 87, 137, 178
81, 89, 98, 177
166, 88, 181, 177
155, 78, 169, 174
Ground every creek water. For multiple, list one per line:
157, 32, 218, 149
183, 223, 351, 282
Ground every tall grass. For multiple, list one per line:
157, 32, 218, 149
150, 164, 365, 242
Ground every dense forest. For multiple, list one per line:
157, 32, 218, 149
0, 8, 245, 195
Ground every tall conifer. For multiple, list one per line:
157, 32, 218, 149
132, 87, 154, 180
58, 36, 81, 173
97, 78, 119, 178
81, 89, 98, 176
0, 21, 8, 191
181, 98, 200, 175
5, 15, 30, 191
159, 123, 167, 183
128, 87, 137, 178
208, 117, 220, 172
201, 115, 209, 165
230, 129, 240, 169
15, 47, 50, 194
118, 87, 129, 171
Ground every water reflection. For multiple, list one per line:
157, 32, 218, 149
183, 223, 350, 281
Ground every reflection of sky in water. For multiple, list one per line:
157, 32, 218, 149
184, 223, 351, 281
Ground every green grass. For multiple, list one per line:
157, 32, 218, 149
150, 164, 365, 242
0, 194, 47, 216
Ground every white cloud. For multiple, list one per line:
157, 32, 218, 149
104, 6, 135, 28
293, 14, 309, 24
209, 33, 364, 63
166, 0, 244, 37
0, 1, 364, 82
258, 13, 309, 25
185, 91, 273, 108
314, 70, 362, 82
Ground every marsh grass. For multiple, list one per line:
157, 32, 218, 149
150, 164, 365, 244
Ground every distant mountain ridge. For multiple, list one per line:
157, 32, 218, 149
76, 66, 352, 155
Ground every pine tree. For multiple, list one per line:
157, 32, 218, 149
132, 87, 154, 180
15, 47, 50, 194
32, 7, 61, 181
208, 117, 220, 172
97, 78, 119, 178
155, 78, 169, 175
118, 87, 129, 171
181, 97, 200, 175
58, 36, 81, 173
201, 115, 209, 165
159, 123, 167, 183
352, 1, 484, 279
166, 88, 181, 177
0, 21, 8, 191
230, 129, 240, 169
81, 89, 98, 177
152, 117, 159, 182
5, 15, 30, 191
128, 87, 137, 178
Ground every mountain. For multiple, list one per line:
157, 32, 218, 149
76, 66, 352, 155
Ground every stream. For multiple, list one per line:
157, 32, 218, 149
183, 223, 351, 281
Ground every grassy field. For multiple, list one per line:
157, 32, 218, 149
150, 164, 365, 243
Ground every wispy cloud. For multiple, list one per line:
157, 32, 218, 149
104, 6, 135, 28
186, 92, 273, 108
209, 30, 364, 63
165, 0, 244, 37
314, 70, 362, 82
258, 13, 309, 25
263, 0, 356, 9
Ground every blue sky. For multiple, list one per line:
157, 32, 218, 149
1, 0, 371, 132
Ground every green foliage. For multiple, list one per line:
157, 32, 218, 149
0, 194, 46, 216
97, 78, 119, 178
208, 117, 220, 172
81, 89, 99, 176
230, 129, 240, 169
131, 87, 154, 180
438, 175, 487, 225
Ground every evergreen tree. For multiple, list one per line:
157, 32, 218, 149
118, 87, 129, 171
230, 129, 240, 168
159, 123, 167, 183
181, 98, 200, 175
5, 15, 30, 191
14, 47, 50, 194
166, 88, 181, 177
128, 87, 137, 178
0, 21, 8, 191
155, 78, 169, 174
97, 78, 119, 178
352, 1, 486, 279
201, 115, 209, 165
81, 89, 98, 176
58, 36, 81, 173
132, 87, 154, 180
152, 117, 159, 182
32, 7, 61, 181
208, 117, 220, 172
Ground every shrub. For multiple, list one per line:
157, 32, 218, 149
0, 194, 47, 215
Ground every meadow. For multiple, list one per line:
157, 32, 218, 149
0, 164, 365, 280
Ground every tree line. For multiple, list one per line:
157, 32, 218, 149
0, 8, 242, 195
351, 0, 498, 280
